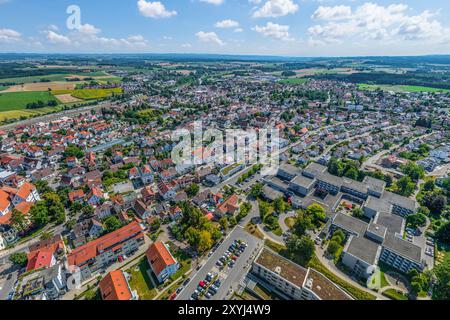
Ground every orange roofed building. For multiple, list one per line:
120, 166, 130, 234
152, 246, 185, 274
146, 241, 179, 283
0, 182, 40, 226
99, 270, 138, 300
67, 221, 145, 280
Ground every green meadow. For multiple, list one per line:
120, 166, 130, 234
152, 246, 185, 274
358, 83, 450, 93
0, 91, 59, 111
52, 87, 123, 100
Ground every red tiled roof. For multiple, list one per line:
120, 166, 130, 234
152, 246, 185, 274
217, 194, 239, 214
26, 250, 53, 271
15, 182, 36, 201
146, 241, 177, 276
99, 270, 132, 301
69, 189, 85, 203
14, 201, 33, 215
68, 221, 143, 266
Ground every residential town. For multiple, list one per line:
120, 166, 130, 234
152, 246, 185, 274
0, 57, 449, 303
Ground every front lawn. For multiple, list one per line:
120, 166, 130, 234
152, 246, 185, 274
382, 289, 408, 300
127, 259, 158, 300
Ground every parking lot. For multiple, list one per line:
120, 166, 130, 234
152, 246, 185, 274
404, 226, 435, 269
176, 226, 264, 301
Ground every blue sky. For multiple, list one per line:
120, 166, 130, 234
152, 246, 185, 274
0, 0, 449, 56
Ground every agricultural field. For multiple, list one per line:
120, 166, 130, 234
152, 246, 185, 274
0, 71, 116, 85
0, 81, 78, 93
0, 91, 59, 111
54, 94, 83, 103
294, 68, 357, 77
52, 88, 123, 100
279, 78, 309, 85
0, 107, 61, 122
358, 83, 450, 93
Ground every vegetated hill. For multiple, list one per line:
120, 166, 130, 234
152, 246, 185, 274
311, 71, 450, 90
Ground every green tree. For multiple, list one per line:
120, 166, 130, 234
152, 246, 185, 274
103, 216, 123, 233
259, 201, 270, 220
293, 210, 313, 236
10, 209, 28, 232
274, 197, 287, 214
423, 180, 435, 192
10, 252, 28, 267
401, 162, 425, 182
352, 208, 364, 218
186, 183, 200, 197
327, 241, 342, 258
396, 176, 415, 197
64, 145, 84, 159
328, 158, 344, 176
344, 167, 359, 180
219, 217, 229, 230
306, 204, 326, 225
422, 193, 446, 215
433, 260, 450, 300
197, 230, 213, 253
35, 180, 53, 194
332, 230, 346, 244
250, 183, 263, 198
436, 222, 450, 245
29, 201, 50, 227
286, 234, 315, 266
406, 213, 427, 229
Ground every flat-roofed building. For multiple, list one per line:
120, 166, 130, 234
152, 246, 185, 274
289, 175, 316, 196
380, 233, 424, 273
342, 235, 381, 279
252, 248, 353, 300
277, 164, 300, 181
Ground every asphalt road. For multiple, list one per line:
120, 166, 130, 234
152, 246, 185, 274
0, 264, 18, 300
176, 226, 263, 301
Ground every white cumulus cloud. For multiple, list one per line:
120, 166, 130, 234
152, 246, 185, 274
253, 22, 293, 41
215, 19, 239, 28
195, 31, 224, 46
137, 0, 177, 18
253, 0, 299, 18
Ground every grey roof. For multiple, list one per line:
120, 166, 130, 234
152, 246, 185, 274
43, 264, 62, 283
367, 222, 387, 239
279, 163, 300, 177
375, 212, 404, 235
382, 191, 417, 212
291, 175, 316, 189
332, 213, 368, 237
365, 196, 392, 213
303, 162, 327, 177
341, 177, 368, 194
344, 235, 381, 265
266, 176, 290, 190
262, 185, 284, 201
363, 176, 387, 194
316, 171, 343, 188
383, 233, 422, 263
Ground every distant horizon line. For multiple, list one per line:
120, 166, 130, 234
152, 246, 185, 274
0, 52, 449, 60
